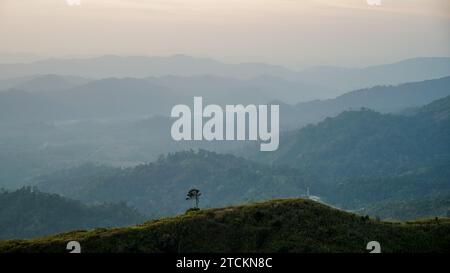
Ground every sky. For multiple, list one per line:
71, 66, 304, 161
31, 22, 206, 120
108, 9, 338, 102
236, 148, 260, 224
0, 0, 449, 68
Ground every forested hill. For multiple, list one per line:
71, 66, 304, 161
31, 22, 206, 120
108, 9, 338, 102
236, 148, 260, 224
249, 95, 450, 182
359, 193, 450, 221
1, 199, 449, 253
239, 96, 450, 213
34, 97, 450, 219
36, 150, 312, 217
0, 187, 144, 239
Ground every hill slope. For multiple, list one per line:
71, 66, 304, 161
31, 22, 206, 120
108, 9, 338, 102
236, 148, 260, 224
280, 76, 450, 129
1, 199, 449, 253
250, 96, 450, 181
0, 187, 144, 240
243, 96, 450, 212
36, 150, 312, 217
359, 193, 450, 221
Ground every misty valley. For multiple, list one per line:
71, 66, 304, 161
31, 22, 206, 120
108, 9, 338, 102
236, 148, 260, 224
2, 0, 450, 259
0, 56, 449, 253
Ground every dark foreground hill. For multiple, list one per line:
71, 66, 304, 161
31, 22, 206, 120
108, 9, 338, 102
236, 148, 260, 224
1, 199, 449, 253
0, 187, 144, 240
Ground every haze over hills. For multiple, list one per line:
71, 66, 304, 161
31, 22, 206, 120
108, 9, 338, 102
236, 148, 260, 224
0, 75, 93, 93
1, 0, 449, 253
0, 73, 336, 104
1, 96, 449, 241
0, 79, 177, 121
1, 75, 449, 128
12, 74, 92, 93
0, 55, 449, 97
0, 54, 297, 81
35, 150, 311, 217
298, 57, 450, 91
0, 113, 245, 189
0, 77, 449, 189
0, 59, 448, 225
0, 83, 449, 241
279, 76, 450, 129
249, 95, 450, 178
243, 96, 450, 213
29, 96, 450, 221
0, 74, 332, 121
146, 74, 334, 103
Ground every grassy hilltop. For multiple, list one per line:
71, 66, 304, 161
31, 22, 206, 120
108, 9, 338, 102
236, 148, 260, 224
1, 199, 449, 253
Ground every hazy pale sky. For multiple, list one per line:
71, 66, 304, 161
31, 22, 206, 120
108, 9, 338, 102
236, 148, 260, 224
0, 0, 449, 67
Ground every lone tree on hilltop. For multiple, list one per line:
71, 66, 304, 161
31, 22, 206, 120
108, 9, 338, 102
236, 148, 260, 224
186, 188, 201, 209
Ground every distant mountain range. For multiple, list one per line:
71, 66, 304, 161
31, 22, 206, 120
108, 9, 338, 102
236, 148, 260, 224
0, 54, 297, 81
0, 73, 335, 104
1, 75, 449, 127
2, 74, 91, 92
279, 76, 450, 129
0, 55, 449, 94
297, 57, 450, 91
